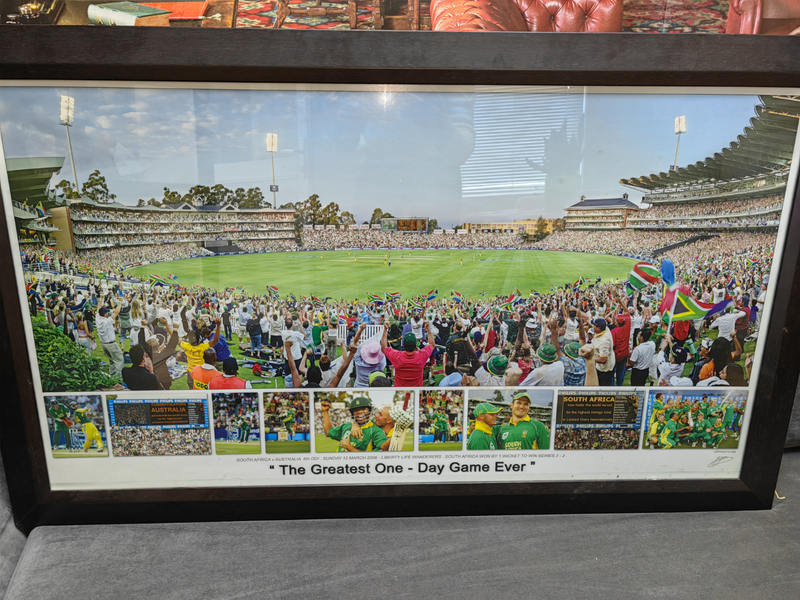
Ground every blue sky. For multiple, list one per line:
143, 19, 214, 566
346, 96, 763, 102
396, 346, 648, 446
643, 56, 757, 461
0, 86, 763, 224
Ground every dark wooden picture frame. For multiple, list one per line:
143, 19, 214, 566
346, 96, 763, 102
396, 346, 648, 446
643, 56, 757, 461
1, 29, 799, 533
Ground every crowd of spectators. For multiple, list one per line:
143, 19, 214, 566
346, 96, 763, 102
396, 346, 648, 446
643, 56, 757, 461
554, 427, 640, 449
264, 392, 309, 433
69, 207, 293, 223
72, 222, 291, 235
632, 195, 784, 220
109, 426, 211, 456
75, 231, 294, 249
213, 393, 259, 432
20, 243, 215, 277
534, 230, 691, 255
642, 173, 787, 203
301, 229, 523, 250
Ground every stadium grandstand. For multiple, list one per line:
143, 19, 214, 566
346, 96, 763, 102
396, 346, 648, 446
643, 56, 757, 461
6, 157, 64, 246
563, 194, 639, 230
620, 94, 793, 239
67, 200, 295, 253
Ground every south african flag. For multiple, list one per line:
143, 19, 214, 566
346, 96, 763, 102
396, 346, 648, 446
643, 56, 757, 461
628, 261, 660, 291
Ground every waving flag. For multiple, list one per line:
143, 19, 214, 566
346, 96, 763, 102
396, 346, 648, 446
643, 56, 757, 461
407, 298, 423, 311
666, 290, 716, 322
43, 246, 54, 255
660, 259, 676, 287
629, 261, 660, 291
367, 293, 384, 306
745, 258, 759, 270
338, 316, 347, 326
427, 288, 438, 301
386, 292, 402, 302
478, 306, 491, 320
451, 291, 464, 304
35, 202, 46, 217
149, 274, 169, 287
168, 273, 178, 281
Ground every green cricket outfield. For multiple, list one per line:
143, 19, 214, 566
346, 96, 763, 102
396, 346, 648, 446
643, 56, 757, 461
419, 442, 463, 451
128, 249, 638, 299
265, 440, 311, 453
214, 441, 262, 455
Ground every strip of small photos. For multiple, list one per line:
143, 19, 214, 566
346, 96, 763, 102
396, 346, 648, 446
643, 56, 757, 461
42, 386, 749, 458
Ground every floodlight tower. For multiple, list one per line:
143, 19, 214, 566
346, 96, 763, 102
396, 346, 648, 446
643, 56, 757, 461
59, 95, 79, 193
266, 133, 278, 208
672, 116, 686, 172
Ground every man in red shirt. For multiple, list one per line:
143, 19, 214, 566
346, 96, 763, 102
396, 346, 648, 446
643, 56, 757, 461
209, 357, 252, 389
380, 321, 435, 387
609, 312, 631, 386
734, 296, 752, 349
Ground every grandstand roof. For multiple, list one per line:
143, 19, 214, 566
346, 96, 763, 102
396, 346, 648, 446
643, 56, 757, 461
620, 95, 798, 191
565, 197, 639, 210
70, 199, 293, 213
4, 157, 65, 206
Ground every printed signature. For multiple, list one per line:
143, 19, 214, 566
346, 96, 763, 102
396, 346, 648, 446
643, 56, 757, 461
708, 456, 734, 468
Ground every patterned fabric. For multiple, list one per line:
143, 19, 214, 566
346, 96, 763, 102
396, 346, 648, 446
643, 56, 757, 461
622, 0, 728, 33
236, 0, 725, 32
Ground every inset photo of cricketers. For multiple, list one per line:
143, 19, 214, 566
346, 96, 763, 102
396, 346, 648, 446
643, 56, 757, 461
263, 392, 310, 453
418, 390, 463, 451
106, 396, 211, 457
315, 390, 414, 452
212, 392, 261, 454
644, 390, 748, 450
554, 390, 644, 450
465, 389, 552, 451
45, 395, 108, 458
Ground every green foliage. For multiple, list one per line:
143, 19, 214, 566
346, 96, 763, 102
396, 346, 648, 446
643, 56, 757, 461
54, 179, 81, 199
81, 170, 117, 204
31, 318, 119, 392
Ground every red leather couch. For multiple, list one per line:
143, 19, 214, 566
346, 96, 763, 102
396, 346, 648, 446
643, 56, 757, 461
726, 0, 800, 34
430, 0, 623, 32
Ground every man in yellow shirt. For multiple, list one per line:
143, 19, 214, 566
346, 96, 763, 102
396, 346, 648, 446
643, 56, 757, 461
180, 315, 222, 388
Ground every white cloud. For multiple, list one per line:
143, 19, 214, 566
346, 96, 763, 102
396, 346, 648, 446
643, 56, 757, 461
96, 115, 113, 129
123, 112, 147, 119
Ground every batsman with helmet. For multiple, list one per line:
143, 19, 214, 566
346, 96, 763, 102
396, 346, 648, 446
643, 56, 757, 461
320, 397, 388, 452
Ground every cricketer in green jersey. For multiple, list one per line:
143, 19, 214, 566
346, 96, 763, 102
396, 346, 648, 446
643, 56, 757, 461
321, 397, 388, 452
497, 392, 550, 450
282, 408, 295, 437
433, 412, 450, 443
649, 393, 666, 428
48, 399, 73, 451
467, 403, 502, 450
659, 413, 681, 449
689, 417, 713, 447
648, 413, 667, 448
721, 401, 736, 437
238, 417, 252, 443
709, 418, 726, 448
698, 396, 710, 418
69, 402, 104, 452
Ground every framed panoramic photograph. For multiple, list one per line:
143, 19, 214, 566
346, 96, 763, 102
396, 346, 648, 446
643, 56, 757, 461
1, 32, 799, 530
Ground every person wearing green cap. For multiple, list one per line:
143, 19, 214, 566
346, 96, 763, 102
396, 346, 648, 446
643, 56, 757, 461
381, 321, 435, 387
497, 392, 550, 450
320, 396, 388, 452
519, 342, 564, 386
475, 354, 508, 386
467, 402, 503, 450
